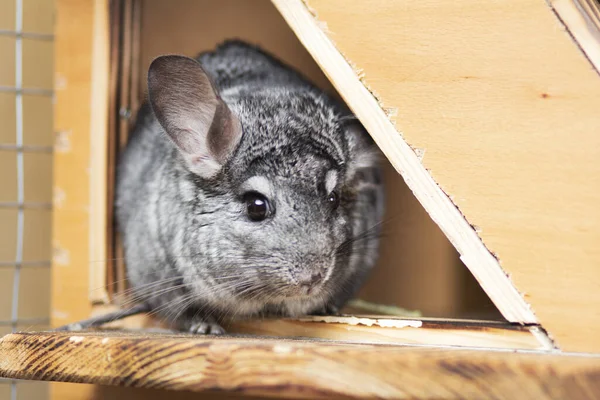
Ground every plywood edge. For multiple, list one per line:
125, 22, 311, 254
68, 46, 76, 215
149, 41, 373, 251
549, 0, 600, 73
88, 304, 550, 350
227, 316, 550, 350
1, 331, 599, 399
88, 0, 110, 304
270, 0, 538, 325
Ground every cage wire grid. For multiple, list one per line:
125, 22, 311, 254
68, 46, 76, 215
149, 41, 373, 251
0, 0, 54, 398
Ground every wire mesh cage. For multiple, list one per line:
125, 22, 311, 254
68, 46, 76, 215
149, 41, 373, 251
0, 0, 54, 399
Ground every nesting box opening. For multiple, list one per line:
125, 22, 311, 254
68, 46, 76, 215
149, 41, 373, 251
96, 0, 503, 331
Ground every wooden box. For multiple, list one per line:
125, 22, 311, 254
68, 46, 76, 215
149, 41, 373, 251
2, 0, 600, 399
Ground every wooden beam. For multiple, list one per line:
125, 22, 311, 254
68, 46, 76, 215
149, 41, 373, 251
270, 0, 536, 325
90, 305, 551, 350
52, 0, 108, 398
227, 316, 549, 350
88, 0, 110, 305
53, 0, 92, 340
271, 0, 600, 351
1, 331, 599, 399
53, 0, 110, 316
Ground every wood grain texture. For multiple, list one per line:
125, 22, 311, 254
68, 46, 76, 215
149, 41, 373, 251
89, 305, 550, 350
53, 383, 273, 400
271, 0, 537, 326
272, 0, 600, 351
105, 0, 121, 300
88, 0, 110, 304
227, 317, 549, 350
106, 0, 142, 299
52, 0, 108, 398
1, 331, 600, 399
52, 0, 95, 340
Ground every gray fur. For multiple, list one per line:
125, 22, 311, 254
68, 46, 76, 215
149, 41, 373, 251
115, 40, 385, 333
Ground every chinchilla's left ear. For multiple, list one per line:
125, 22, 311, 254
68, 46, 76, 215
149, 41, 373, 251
148, 55, 242, 178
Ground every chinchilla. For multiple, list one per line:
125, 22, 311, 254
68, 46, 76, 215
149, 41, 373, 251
113, 40, 385, 334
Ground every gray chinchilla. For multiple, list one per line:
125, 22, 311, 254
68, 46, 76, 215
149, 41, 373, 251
114, 40, 385, 334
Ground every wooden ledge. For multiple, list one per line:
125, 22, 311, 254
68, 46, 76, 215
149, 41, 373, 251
226, 316, 550, 350
91, 309, 550, 350
1, 330, 600, 399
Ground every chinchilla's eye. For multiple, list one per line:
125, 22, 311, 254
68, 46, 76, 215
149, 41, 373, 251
244, 191, 271, 221
327, 190, 340, 210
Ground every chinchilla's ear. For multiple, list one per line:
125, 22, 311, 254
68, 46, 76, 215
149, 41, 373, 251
148, 55, 242, 178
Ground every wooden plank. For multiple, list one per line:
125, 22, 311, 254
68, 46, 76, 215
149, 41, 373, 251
1, 331, 599, 399
105, 0, 122, 300
88, 0, 110, 305
89, 305, 550, 350
271, 0, 600, 351
227, 317, 548, 350
271, 0, 536, 326
53, 0, 95, 345
52, 0, 108, 398
107, 0, 136, 299
83, 385, 281, 400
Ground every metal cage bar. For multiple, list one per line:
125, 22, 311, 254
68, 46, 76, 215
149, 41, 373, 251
0, 0, 53, 398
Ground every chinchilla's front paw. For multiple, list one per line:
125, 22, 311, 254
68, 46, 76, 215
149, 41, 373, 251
188, 320, 225, 335
179, 315, 226, 335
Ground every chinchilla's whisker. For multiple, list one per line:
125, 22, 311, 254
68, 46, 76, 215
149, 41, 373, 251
228, 283, 270, 321
116, 278, 185, 298
107, 276, 183, 296
118, 284, 190, 309
90, 265, 253, 297
91, 256, 290, 293
335, 245, 382, 258
87, 255, 265, 292
87, 268, 191, 294
333, 218, 396, 258
221, 287, 253, 322
338, 114, 358, 121
167, 296, 199, 325
187, 304, 216, 327
147, 294, 195, 320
